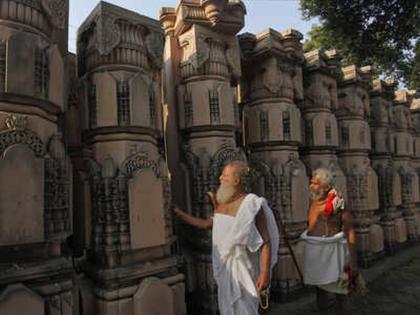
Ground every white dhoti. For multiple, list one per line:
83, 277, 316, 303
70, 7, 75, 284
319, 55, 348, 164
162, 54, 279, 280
212, 194, 279, 315
301, 230, 350, 294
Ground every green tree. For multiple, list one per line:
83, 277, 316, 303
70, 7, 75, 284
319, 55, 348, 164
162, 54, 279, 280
301, 0, 420, 89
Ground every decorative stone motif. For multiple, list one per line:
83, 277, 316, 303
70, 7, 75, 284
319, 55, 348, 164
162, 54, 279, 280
41, 0, 67, 29
77, 2, 163, 74
1, 115, 45, 158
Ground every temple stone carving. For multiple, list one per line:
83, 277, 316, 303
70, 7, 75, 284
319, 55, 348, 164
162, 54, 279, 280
0, 0, 74, 312
73, 2, 185, 314
239, 28, 308, 297
370, 79, 403, 252
337, 65, 382, 265
393, 90, 419, 241
410, 95, 420, 237
160, 1, 246, 313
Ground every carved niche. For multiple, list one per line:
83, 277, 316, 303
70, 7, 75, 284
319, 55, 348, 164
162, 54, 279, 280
89, 152, 171, 254
346, 161, 379, 212
0, 284, 44, 315
280, 153, 309, 223
0, 115, 71, 246
248, 159, 276, 208
123, 152, 171, 250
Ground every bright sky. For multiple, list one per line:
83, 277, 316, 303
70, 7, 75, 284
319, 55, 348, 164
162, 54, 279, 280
68, 0, 318, 52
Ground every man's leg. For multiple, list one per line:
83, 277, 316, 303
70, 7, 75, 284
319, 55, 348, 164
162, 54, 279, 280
336, 293, 349, 315
316, 287, 329, 315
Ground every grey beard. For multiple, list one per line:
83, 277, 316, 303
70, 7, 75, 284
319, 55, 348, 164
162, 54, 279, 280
216, 183, 236, 204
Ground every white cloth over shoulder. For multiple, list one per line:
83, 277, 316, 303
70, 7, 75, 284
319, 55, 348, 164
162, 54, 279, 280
301, 230, 349, 286
212, 193, 279, 315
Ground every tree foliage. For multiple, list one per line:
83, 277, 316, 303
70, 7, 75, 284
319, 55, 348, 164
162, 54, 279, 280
300, 0, 420, 89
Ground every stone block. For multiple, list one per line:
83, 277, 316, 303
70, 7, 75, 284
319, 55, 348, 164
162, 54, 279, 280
369, 224, 384, 253
48, 45, 65, 108
128, 169, 166, 249
133, 277, 174, 315
0, 284, 44, 315
394, 218, 408, 243
131, 74, 150, 127
94, 72, 118, 127
6, 31, 36, 96
0, 145, 44, 246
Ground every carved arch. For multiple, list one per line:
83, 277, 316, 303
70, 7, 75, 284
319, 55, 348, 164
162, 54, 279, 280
0, 129, 45, 158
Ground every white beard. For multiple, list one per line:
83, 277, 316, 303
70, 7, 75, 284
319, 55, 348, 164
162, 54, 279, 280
216, 183, 236, 204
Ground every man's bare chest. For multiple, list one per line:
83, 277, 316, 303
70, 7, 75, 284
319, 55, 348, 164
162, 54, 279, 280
215, 196, 245, 217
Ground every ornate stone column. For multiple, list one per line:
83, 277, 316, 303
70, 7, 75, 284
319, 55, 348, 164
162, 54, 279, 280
239, 28, 309, 298
301, 49, 347, 197
160, 1, 246, 314
410, 95, 420, 238
392, 90, 419, 242
369, 79, 404, 253
76, 3, 185, 314
0, 1, 75, 313
337, 65, 382, 266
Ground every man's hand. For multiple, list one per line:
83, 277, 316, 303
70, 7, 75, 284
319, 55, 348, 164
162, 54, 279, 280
207, 191, 218, 209
171, 205, 213, 229
173, 205, 184, 216
256, 271, 270, 293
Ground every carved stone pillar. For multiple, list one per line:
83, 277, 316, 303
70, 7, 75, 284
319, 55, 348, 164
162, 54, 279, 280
239, 28, 309, 298
301, 49, 347, 199
160, 1, 246, 314
337, 65, 382, 266
76, 3, 185, 314
410, 95, 420, 238
0, 1, 75, 313
392, 90, 419, 242
369, 79, 403, 253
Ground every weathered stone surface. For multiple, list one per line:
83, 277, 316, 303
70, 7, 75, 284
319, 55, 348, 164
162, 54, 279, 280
94, 72, 118, 127
0, 284, 44, 315
130, 74, 150, 127
133, 277, 174, 315
48, 45, 65, 108
129, 169, 166, 249
0, 145, 44, 246
6, 31, 36, 96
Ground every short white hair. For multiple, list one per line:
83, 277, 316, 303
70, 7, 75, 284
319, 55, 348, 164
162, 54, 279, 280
312, 168, 334, 187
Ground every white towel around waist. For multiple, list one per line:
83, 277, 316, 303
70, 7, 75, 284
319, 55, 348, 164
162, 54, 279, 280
301, 230, 349, 285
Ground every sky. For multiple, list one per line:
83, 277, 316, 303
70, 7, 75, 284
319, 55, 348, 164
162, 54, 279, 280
68, 0, 318, 53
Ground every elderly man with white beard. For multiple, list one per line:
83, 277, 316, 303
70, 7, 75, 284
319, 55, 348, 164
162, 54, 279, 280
173, 160, 279, 315
301, 168, 359, 315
